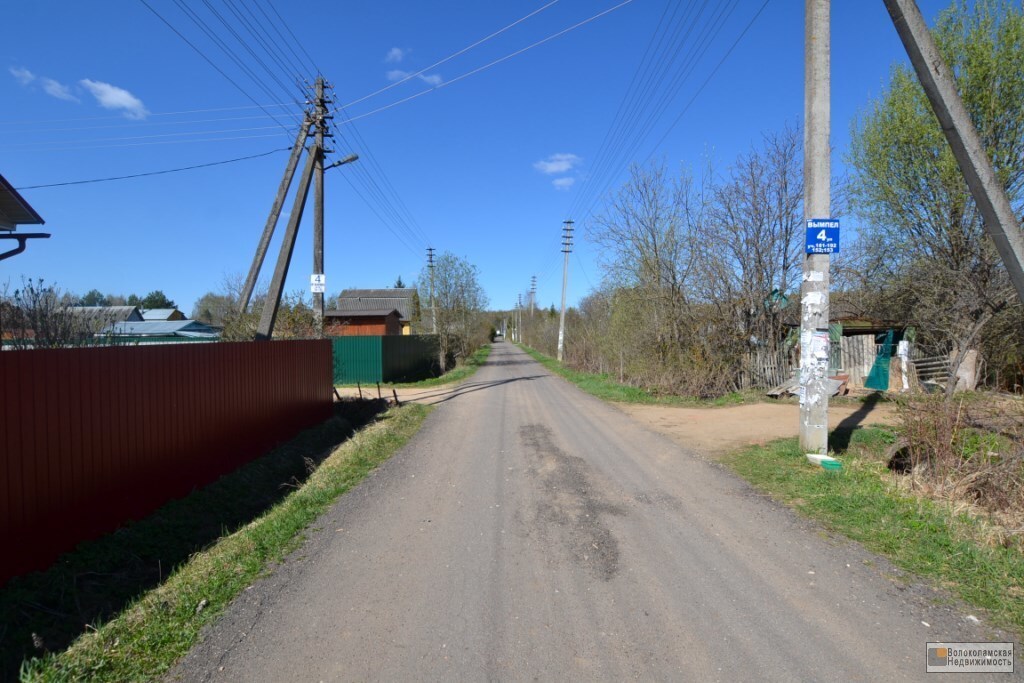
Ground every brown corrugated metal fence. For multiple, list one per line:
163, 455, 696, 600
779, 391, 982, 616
0, 340, 333, 584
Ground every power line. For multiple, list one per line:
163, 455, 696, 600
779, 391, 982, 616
1, 124, 286, 149
14, 147, 289, 189
8, 132, 289, 152
332, 0, 638, 124
137, 0, 297, 136
570, 0, 770, 228
342, 0, 560, 110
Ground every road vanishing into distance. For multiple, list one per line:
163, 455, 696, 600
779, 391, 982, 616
171, 342, 1016, 682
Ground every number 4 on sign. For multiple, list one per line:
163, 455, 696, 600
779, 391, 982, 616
817, 229, 827, 241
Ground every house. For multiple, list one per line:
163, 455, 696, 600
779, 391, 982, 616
0, 172, 48, 261
141, 308, 186, 322
333, 288, 418, 335
324, 309, 402, 337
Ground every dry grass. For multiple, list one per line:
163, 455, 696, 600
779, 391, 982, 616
890, 393, 1024, 551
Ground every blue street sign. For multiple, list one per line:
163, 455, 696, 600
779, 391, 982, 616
806, 218, 840, 254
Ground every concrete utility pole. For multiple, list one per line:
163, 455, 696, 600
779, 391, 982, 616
427, 247, 437, 334
530, 275, 537, 317
312, 77, 334, 336
557, 220, 574, 362
240, 115, 311, 311
256, 148, 318, 340
517, 294, 523, 344
884, 0, 1024, 306
799, 0, 831, 458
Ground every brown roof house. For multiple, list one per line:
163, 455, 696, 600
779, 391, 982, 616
324, 308, 402, 337
333, 288, 418, 335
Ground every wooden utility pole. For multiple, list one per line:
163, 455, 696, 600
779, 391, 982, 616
240, 116, 311, 311
312, 77, 333, 335
557, 220, 573, 362
799, 0, 831, 458
884, 0, 1024, 306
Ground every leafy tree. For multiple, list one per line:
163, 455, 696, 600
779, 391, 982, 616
191, 292, 236, 326
126, 294, 142, 307
79, 289, 108, 306
417, 253, 488, 371
140, 290, 176, 310
848, 0, 1024, 391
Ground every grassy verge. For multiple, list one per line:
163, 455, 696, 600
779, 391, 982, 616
519, 345, 756, 406
18, 403, 430, 682
725, 428, 1024, 634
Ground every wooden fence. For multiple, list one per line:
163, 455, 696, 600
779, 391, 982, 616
0, 340, 333, 584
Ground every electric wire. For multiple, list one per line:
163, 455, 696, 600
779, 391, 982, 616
252, 0, 317, 79
331, 0, 637, 124
261, 0, 320, 75
1, 124, 287, 148
198, 0, 305, 103
342, 0, 560, 110
137, 0, 297, 136
566, 0, 738, 223
14, 147, 290, 189
168, 0, 303, 124
575, 0, 771, 227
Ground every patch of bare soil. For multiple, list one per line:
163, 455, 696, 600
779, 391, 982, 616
619, 400, 898, 458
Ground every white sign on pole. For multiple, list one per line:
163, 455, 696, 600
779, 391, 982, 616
310, 273, 326, 293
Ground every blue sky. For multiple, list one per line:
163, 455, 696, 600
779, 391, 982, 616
1, 0, 951, 315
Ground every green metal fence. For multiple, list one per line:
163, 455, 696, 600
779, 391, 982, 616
331, 335, 439, 384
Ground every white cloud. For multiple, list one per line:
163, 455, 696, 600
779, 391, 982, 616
386, 69, 443, 87
80, 79, 149, 119
41, 78, 78, 102
552, 177, 576, 191
534, 153, 581, 175
385, 47, 406, 63
9, 66, 35, 85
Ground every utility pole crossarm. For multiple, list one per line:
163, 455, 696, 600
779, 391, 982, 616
883, 0, 1024, 305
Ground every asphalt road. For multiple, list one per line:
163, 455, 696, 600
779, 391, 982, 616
170, 342, 1018, 682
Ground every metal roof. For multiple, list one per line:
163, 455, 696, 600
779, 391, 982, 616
141, 308, 183, 321
335, 288, 416, 321
324, 308, 401, 318
0, 173, 44, 230
106, 320, 218, 337
69, 306, 143, 323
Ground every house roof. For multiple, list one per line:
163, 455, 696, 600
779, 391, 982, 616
336, 288, 416, 322
69, 306, 143, 324
0, 173, 44, 230
141, 308, 183, 321
106, 320, 218, 337
325, 308, 401, 318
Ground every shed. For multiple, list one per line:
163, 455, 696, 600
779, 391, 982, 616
324, 308, 402, 337
334, 288, 417, 335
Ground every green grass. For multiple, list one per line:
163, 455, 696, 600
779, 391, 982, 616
519, 345, 756, 406
725, 428, 1024, 634
17, 403, 430, 682
388, 344, 492, 388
